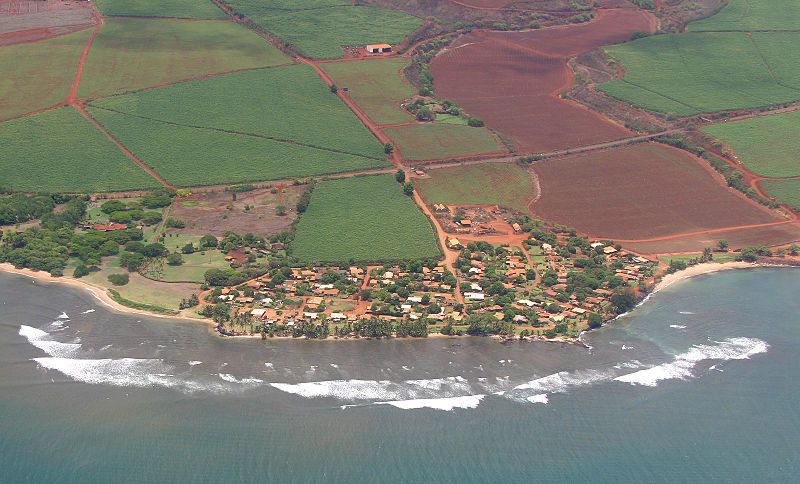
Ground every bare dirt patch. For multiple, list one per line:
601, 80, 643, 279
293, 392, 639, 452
0, 0, 95, 43
530, 142, 783, 241
429, 9, 656, 153
168, 186, 302, 237
623, 222, 800, 254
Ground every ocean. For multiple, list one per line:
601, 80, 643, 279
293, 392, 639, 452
1, 268, 798, 483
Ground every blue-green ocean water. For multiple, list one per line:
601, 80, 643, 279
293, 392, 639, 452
1, 268, 799, 483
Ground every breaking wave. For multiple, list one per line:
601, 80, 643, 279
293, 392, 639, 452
614, 337, 768, 387
375, 395, 486, 411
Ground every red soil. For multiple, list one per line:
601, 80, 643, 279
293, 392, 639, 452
429, 9, 656, 153
530, 143, 785, 243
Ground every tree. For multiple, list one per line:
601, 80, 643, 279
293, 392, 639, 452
107, 273, 130, 286
384, 143, 394, 154
610, 288, 637, 313
587, 313, 603, 329
73, 263, 90, 278
467, 117, 485, 127
275, 205, 287, 216
716, 240, 729, 252
330, 84, 338, 94
120, 251, 146, 272
200, 235, 218, 248
402, 182, 414, 196
165, 218, 185, 229
790, 244, 799, 256
142, 243, 167, 258
181, 243, 196, 254
167, 253, 184, 266
395, 169, 405, 183
100, 200, 127, 214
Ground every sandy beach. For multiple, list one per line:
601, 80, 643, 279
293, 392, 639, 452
0, 263, 197, 322
652, 261, 758, 293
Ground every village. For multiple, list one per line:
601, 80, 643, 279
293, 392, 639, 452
204, 209, 656, 340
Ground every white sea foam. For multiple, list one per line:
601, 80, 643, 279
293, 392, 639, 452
679, 311, 695, 315
99, 344, 113, 351
57, 312, 69, 319
270, 376, 473, 402
401, 366, 411, 371
615, 337, 768, 387
330, 363, 339, 369
19, 325, 81, 358
511, 368, 615, 394
81, 309, 96, 314
264, 363, 274, 369
188, 361, 203, 366
219, 373, 263, 385
670, 324, 688, 329
526, 394, 549, 405
375, 394, 486, 411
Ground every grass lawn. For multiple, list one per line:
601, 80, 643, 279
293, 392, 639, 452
322, 57, 415, 124
658, 253, 739, 265
689, 0, 800, 31
384, 124, 502, 161
0, 29, 91, 121
155, 250, 229, 283
702, 111, 800, 178
79, 18, 290, 99
761, 179, 800, 210
95, 0, 228, 17
600, 32, 800, 116
89, 65, 384, 159
0, 107, 160, 192
416, 163, 535, 212
226, 0, 421, 59
291, 174, 440, 263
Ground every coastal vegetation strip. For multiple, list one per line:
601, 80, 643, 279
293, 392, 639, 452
79, 18, 290, 100
290, 174, 441, 263
0, 107, 161, 192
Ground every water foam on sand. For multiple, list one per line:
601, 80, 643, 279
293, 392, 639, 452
614, 337, 768, 387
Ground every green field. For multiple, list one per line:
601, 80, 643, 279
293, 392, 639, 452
416, 163, 535, 212
658, 253, 738, 265
384, 124, 503, 161
0, 29, 90, 121
79, 18, 289, 99
88, 108, 388, 186
702, 111, 800, 178
95, 0, 228, 18
322, 58, 415, 124
155, 249, 229, 283
689, 0, 800, 31
600, 32, 800, 116
761, 179, 800, 209
0, 107, 159, 192
226, 0, 421, 59
291, 175, 440, 263
89, 65, 384, 159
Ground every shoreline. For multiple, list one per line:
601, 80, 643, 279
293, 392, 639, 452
1, 260, 791, 343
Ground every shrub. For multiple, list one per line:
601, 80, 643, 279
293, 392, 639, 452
167, 253, 184, 266
467, 117, 485, 127
181, 243, 196, 254
73, 264, 90, 278
108, 273, 130, 286
199, 235, 218, 248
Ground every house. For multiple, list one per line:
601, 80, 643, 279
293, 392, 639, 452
464, 292, 485, 301
91, 223, 128, 231
447, 237, 462, 249
366, 43, 392, 53
603, 246, 618, 255
458, 219, 473, 227
512, 222, 522, 233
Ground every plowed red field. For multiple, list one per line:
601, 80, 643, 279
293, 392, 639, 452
531, 143, 784, 243
430, 9, 656, 153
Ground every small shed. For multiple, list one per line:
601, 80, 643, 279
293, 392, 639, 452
366, 43, 392, 53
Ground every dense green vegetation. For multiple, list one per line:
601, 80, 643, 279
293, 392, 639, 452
89, 65, 384, 159
702, 111, 800, 178
0, 108, 160, 192
291, 175, 440, 263
383, 124, 502, 161
95, 0, 228, 18
761, 179, 800, 210
416, 163, 535, 212
79, 18, 289, 99
0, 29, 90, 121
88, 109, 389, 186
601, 32, 800, 116
322, 58, 415, 124
224, 0, 421, 59
0, 194, 58, 226
689, 0, 800, 31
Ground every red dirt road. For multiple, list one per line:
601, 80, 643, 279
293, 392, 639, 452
530, 143, 785, 242
430, 9, 656, 153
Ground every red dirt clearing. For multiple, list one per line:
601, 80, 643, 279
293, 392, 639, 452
429, 9, 656, 153
530, 143, 786, 243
